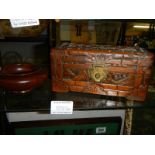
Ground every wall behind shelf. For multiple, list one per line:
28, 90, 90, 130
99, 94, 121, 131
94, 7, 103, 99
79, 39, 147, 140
0, 42, 50, 65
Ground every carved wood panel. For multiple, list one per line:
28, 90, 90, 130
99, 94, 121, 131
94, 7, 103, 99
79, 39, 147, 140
51, 43, 154, 101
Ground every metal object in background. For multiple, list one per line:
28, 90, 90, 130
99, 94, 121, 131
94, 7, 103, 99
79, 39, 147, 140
2, 51, 23, 66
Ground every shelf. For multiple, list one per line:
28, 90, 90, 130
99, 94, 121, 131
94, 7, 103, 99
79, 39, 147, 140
0, 36, 49, 42
1, 80, 155, 113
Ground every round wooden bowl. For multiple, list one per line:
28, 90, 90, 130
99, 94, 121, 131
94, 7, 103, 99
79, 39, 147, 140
0, 63, 48, 93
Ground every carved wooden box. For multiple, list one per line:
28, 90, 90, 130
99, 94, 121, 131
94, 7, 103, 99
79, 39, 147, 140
50, 43, 154, 101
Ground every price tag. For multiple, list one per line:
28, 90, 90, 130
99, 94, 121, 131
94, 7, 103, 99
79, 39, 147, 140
10, 19, 39, 28
96, 127, 107, 134
50, 101, 73, 114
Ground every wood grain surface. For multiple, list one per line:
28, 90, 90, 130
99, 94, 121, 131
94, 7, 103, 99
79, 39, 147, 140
50, 43, 154, 101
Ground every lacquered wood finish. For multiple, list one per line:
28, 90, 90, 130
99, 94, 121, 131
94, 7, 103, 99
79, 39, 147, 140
50, 43, 154, 101
0, 63, 48, 93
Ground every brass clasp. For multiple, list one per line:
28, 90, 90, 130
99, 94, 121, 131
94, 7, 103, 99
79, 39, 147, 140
88, 64, 107, 82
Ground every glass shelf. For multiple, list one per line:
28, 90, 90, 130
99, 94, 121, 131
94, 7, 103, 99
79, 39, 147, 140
1, 80, 155, 113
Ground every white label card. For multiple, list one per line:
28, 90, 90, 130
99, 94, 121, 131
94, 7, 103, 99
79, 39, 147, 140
96, 127, 107, 134
50, 101, 73, 114
10, 19, 39, 28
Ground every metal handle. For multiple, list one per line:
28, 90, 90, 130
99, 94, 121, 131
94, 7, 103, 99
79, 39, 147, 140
75, 24, 82, 36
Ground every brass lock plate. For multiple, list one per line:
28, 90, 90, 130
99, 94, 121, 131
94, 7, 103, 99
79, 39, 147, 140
88, 64, 107, 82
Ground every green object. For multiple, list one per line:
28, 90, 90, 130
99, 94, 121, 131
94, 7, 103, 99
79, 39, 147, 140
13, 117, 122, 135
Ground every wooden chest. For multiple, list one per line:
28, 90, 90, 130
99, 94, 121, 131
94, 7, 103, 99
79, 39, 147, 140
50, 43, 154, 101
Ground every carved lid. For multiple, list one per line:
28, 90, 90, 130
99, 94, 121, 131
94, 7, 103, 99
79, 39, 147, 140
57, 42, 147, 53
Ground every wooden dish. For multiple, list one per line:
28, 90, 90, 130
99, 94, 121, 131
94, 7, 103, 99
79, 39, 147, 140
0, 63, 48, 93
